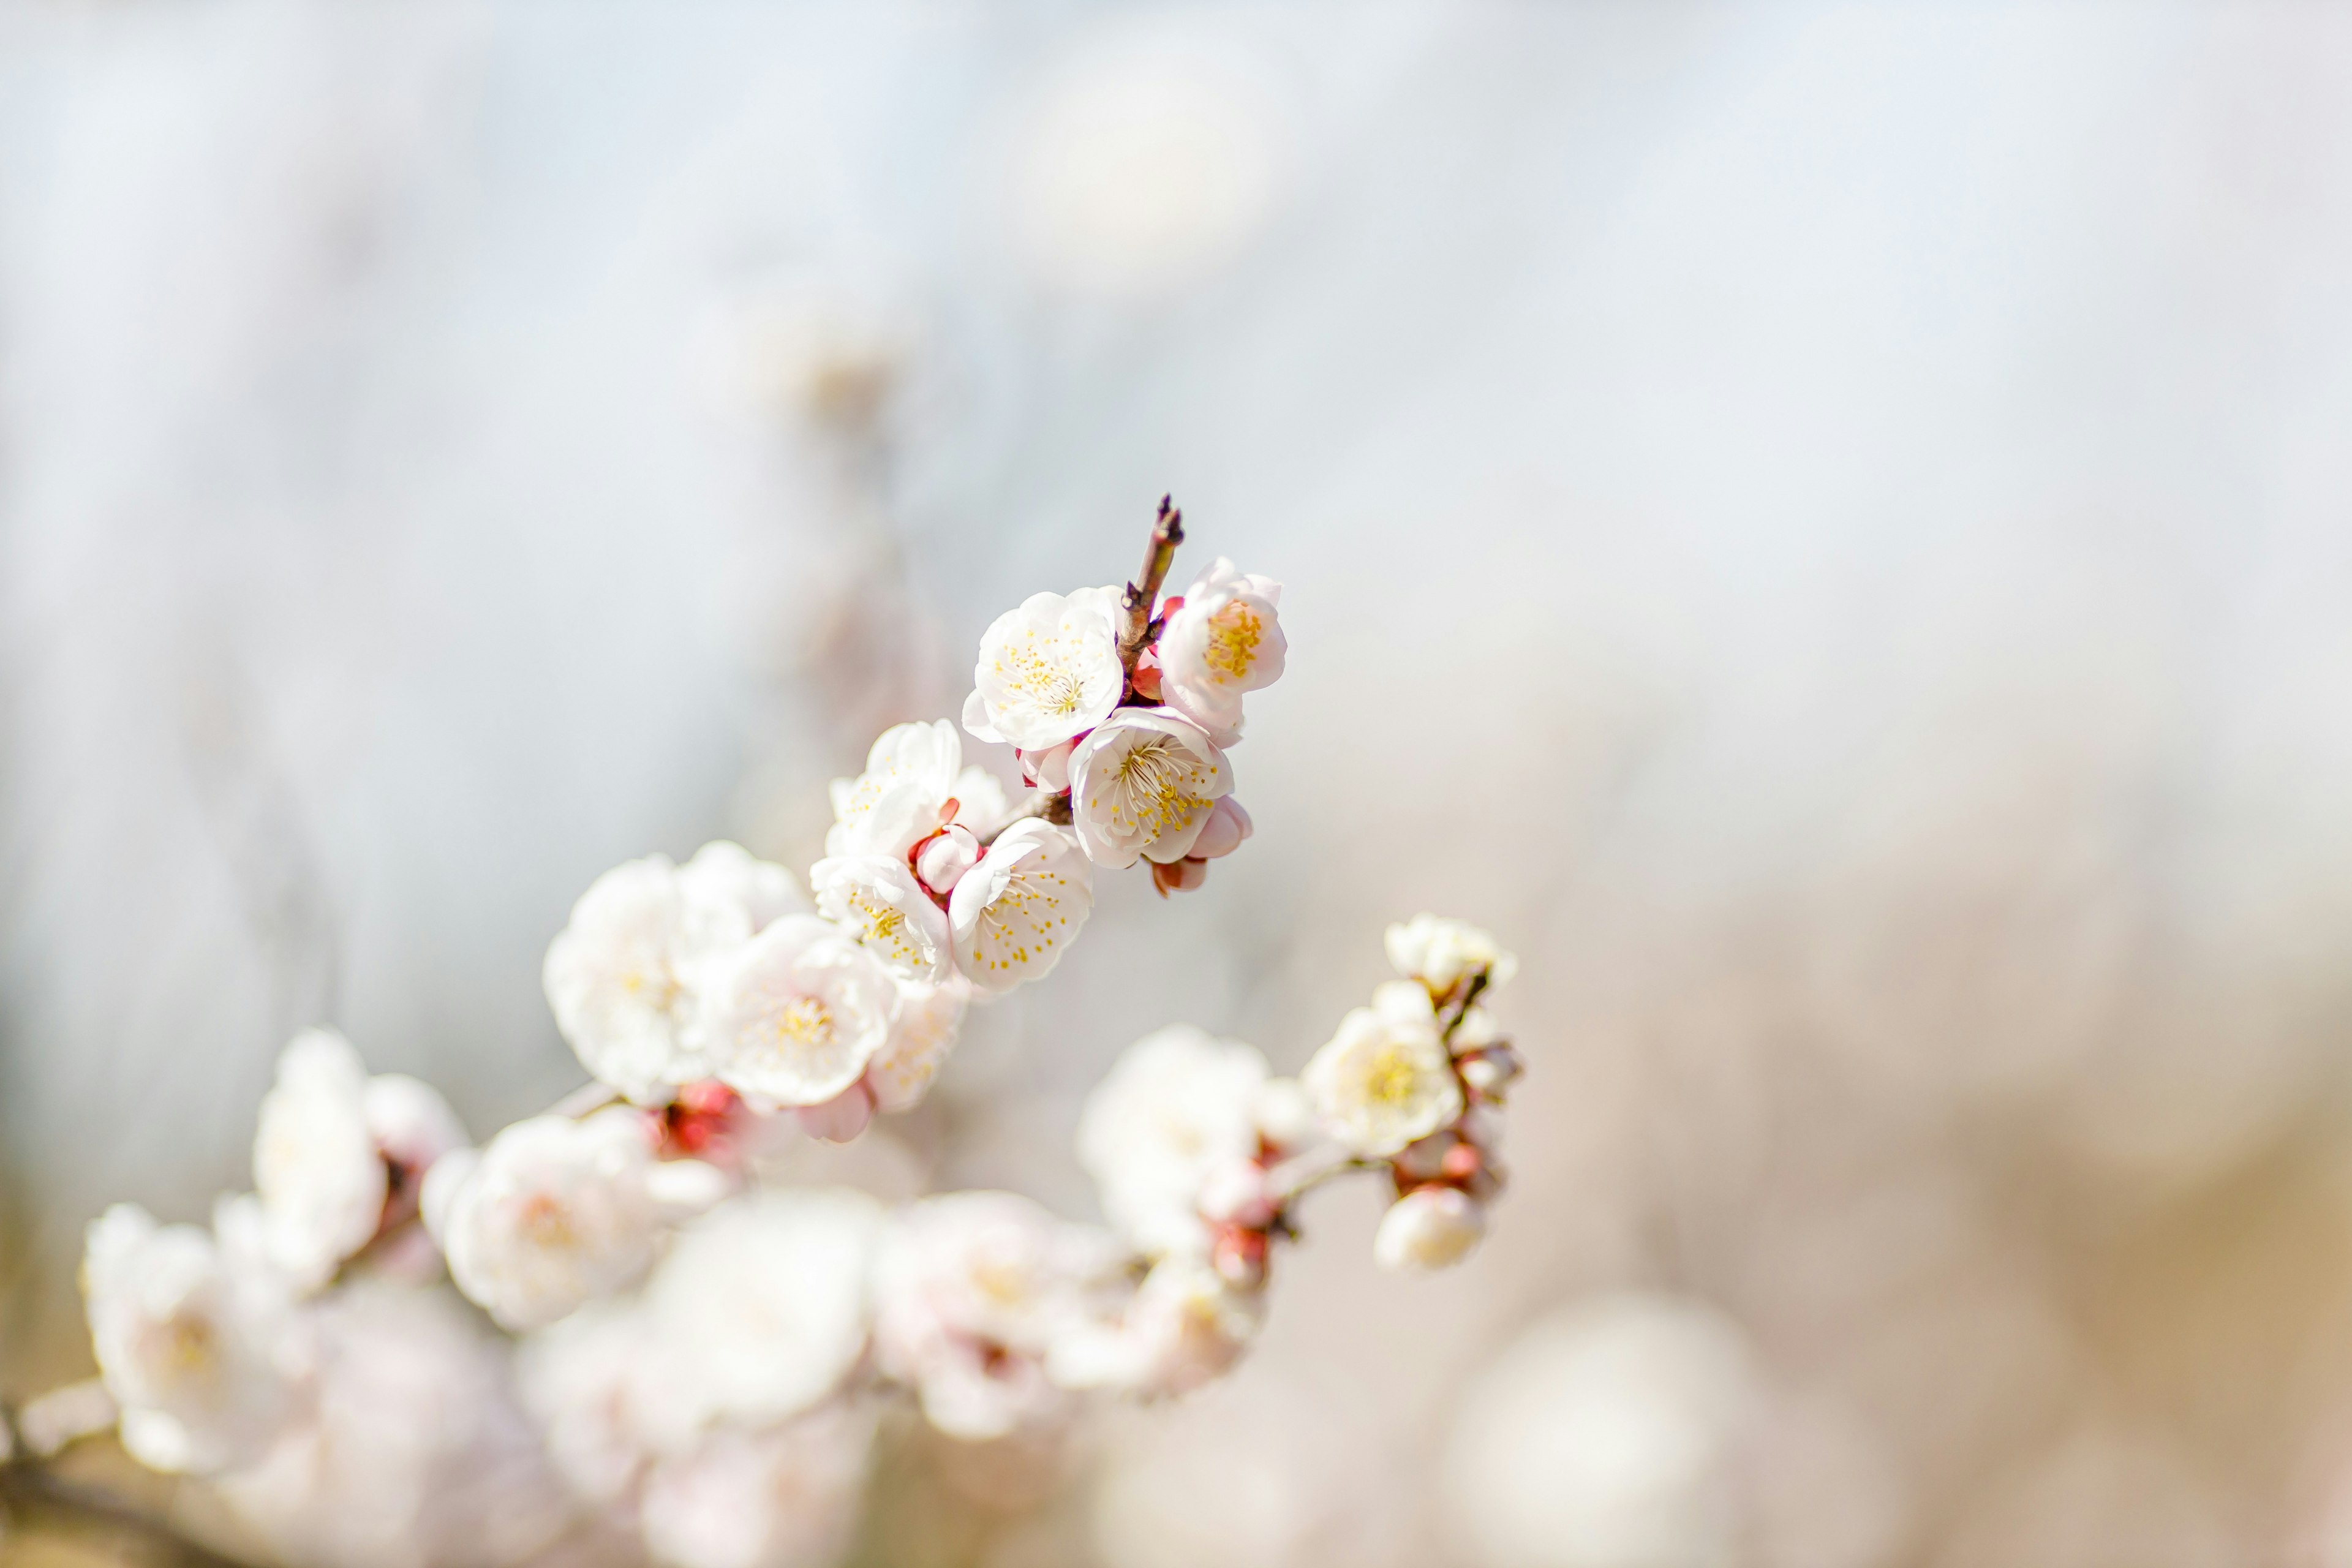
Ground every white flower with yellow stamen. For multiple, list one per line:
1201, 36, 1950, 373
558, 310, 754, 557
1302, 982, 1464, 1158
962, 586, 1126, 751
83, 1204, 301, 1474
1047, 1253, 1262, 1400
865, 974, 970, 1113
1158, 558, 1284, 747
826, 719, 1008, 859
701, 914, 902, 1107
810, 856, 952, 982
1067, 708, 1234, 869
1077, 1025, 1270, 1257
947, 819, 1095, 994
545, 843, 811, 1104
422, 1110, 726, 1332
1384, 913, 1519, 997
873, 1191, 1123, 1441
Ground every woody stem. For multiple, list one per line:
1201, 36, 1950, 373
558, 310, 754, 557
1118, 496, 1185, 677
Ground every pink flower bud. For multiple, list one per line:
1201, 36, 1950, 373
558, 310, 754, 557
1197, 1158, 1279, 1229
914, 823, 981, 895
1191, 796, 1253, 860
1373, 1187, 1486, 1273
794, 1080, 875, 1144
1017, 740, 1075, 793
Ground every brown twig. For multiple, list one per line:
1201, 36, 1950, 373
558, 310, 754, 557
977, 790, 1072, 847
1436, 969, 1491, 1046
1117, 496, 1185, 676
0, 1460, 258, 1568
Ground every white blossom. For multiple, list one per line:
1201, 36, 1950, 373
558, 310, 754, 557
639, 1405, 877, 1568
810, 855, 952, 981
1077, 1026, 1270, 1257
962, 586, 1127, 750
249, 1031, 469, 1294
252, 1030, 390, 1292
865, 974, 970, 1114
873, 1191, 1122, 1441
545, 842, 811, 1104
209, 1281, 575, 1568
947, 819, 1095, 995
516, 1299, 658, 1508
1068, 708, 1234, 869
826, 719, 1008, 860
1049, 1254, 1261, 1400
634, 1190, 882, 1452
701, 914, 901, 1109
1302, 982, 1464, 1158
1157, 559, 1284, 746
423, 1109, 726, 1332
1373, 1187, 1488, 1273
1384, 913, 1518, 997
83, 1204, 300, 1474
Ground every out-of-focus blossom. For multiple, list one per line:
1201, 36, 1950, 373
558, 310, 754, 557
1384, 914, 1518, 998
423, 1110, 726, 1331
252, 1030, 390, 1291
1157, 559, 1284, 746
962, 587, 1126, 750
826, 720, 1006, 861
1373, 1187, 1487, 1273
873, 1191, 1121, 1441
210, 1281, 576, 1568
947, 818, 1094, 994
1051, 1254, 1261, 1400
701, 914, 901, 1108
516, 1299, 658, 1509
1068, 709, 1234, 869
634, 1191, 882, 1452
82, 1204, 300, 1475
865, 975, 970, 1113
1077, 1026, 1270, 1257
1442, 1295, 1757, 1568
250, 1030, 469, 1293
545, 843, 810, 1104
810, 856, 952, 981
639, 1404, 877, 1568
1302, 982, 1463, 1158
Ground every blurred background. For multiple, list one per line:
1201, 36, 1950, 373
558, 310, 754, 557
10, 2, 2352, 1564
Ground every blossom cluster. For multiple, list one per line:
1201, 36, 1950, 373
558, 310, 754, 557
58, 514, 1520, 1568
72, 916, 1518, 1568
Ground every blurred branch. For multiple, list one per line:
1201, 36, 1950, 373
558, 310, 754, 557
0, 1431, 254, 1568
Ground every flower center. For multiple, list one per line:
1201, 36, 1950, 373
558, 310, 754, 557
1109, 739, 1206, 838
165, 1315, 217, 1373
1205, 602, 1262, 681
1362, 1044, 1423, 1109
1005, 636, 1088, 717
517, 1193, 576, 1249
771, 996, 834, 1050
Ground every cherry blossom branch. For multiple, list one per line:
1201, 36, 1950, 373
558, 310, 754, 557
1117, 496, 1185, 676
0, 1459, 257, 1568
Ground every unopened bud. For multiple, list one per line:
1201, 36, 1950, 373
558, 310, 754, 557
1373, 1187, 1487, 1273
1458, 1045, 1524, 1097
914, 824, 981, 895
1017, 740, 1075, 793
1152, 858, 1208, 895
1191, 796, 1254, 860
1210, 1224, 1268, 1289
794, 1080, 875, 1144
1198, 1159, 1278, 1229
